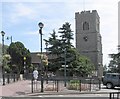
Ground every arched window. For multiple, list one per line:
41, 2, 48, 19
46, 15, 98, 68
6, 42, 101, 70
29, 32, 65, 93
83, 22, 89, 30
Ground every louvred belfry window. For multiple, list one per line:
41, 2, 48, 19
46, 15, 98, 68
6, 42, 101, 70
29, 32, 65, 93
83, 22, 89, 30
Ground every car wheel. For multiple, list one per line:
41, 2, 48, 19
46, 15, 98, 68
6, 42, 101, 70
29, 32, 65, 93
106, 83, 113, 89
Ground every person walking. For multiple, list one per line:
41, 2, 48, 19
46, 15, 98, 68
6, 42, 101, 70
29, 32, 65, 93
33, 68, 38, 91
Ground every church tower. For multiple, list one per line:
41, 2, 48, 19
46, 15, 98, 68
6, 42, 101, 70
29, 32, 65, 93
75, 10, 103, 77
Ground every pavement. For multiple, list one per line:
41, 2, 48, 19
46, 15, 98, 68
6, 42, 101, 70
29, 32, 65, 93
0, 80, 120, 97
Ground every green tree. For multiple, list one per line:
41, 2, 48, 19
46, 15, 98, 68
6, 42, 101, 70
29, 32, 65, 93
45, 22, 74, 72
108, 52, 120, 73
45, 22, 95, 76
103, 64, 108, 75
44, 30, 61, 72
3, 54, 11, 73
7, 42, 31, 74
58, 22, 74, 49
0, 43, 9, 71
58, 22, 74, 69
69, 48, 94, 76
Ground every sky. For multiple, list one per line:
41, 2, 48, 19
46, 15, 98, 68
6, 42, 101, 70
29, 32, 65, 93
0, 0, 119, 66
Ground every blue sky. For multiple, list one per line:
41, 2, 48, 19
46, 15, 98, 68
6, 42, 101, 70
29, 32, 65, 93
0, 0, 119, 65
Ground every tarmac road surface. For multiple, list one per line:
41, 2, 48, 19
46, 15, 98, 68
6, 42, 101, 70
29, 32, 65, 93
1, 97, 109, 99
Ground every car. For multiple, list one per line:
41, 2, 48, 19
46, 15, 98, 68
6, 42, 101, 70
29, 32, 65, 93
102, 73, 120, 89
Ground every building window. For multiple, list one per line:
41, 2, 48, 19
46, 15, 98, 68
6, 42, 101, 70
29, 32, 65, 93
83, 22, 89, 30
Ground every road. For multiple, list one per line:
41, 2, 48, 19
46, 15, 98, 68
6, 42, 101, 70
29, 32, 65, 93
1, 96, 110, 99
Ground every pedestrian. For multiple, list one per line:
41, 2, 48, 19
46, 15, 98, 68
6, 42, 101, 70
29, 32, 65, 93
33, 68, 38, 80
33, 68, 38, 90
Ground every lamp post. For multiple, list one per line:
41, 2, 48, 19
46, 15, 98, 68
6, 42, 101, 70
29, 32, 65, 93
38, 22, 44, 92
64, 48, 67, 87
45, 41, 48, 84
1, 31, 5, 85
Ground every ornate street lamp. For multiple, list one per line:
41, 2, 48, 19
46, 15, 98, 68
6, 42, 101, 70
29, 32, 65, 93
38, 22, 44, 53
1, 31, 5, 85
38, 22, 44, 92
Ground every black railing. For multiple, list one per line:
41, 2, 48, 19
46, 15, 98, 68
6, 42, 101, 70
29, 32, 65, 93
109, 92, 120, 99
1, 73, 19, 85
31, 76, 101, 93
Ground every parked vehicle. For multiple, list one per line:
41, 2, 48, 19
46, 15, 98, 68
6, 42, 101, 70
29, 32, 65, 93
102, 73, 120, 89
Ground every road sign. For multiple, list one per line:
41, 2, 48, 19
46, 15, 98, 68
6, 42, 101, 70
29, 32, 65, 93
62, 65, 68, 67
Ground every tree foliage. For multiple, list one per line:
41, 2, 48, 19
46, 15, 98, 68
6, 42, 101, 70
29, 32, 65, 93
44, 30, 61, 72
68, 48, 94, 76
3, 54, 11, 73
45, 22, 94, 76
7, 42, 31, 74
108, 52, 120, 73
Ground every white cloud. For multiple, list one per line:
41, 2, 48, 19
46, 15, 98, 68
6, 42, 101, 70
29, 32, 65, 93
8, 3, 37, 23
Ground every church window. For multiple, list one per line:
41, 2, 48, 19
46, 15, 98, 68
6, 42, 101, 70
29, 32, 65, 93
83, 22, 89, 30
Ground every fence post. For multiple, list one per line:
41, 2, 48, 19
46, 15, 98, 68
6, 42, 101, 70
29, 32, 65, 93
31, 77, 33, 93
7, 74, 9, 84
13, 74, 15, 82
79, 80, 81, 92
16, 74, 19, 81
89, 78, 91, 91
109, 93, 112, 99
117, 92, 119, 99
57, 80, 59, 92
99, 78, 101, 90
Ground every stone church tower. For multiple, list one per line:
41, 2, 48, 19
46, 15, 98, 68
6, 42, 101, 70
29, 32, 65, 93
75, 10, 103, 77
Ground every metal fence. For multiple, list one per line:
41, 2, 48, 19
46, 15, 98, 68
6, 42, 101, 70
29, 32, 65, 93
109, 92, 120, 99
31, 76, 101, 93
0, 73, 19, 85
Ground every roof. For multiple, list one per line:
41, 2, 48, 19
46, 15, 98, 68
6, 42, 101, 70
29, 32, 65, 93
31, 52, 41, 64
31, 52, 58, 64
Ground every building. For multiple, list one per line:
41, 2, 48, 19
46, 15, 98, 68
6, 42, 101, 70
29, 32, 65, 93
75, 10, 103, 77
31, 52, 56, 69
